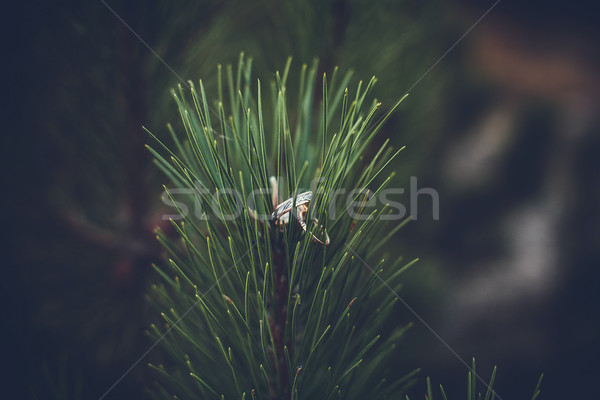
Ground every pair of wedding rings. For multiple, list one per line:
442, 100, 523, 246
271, 191, 330, 246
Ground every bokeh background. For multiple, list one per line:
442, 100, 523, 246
4, 0, 599, 398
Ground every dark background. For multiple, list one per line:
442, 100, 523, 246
3, 0, 600, 399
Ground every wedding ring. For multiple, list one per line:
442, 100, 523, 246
270, 191, 329, 246
271, 191, 312, 222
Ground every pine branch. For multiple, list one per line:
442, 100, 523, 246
408, 359, 544, 400
146, 54, 414, 399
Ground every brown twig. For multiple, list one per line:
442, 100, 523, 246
269, 236, 291, 399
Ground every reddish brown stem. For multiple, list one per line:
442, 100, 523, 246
269, 237, 291, 399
